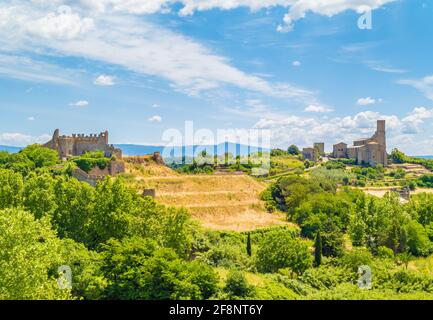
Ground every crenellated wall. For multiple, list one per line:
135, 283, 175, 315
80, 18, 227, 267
44, 129, 122, 159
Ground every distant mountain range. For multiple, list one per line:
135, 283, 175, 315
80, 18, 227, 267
1, 143, 268, 157
115, 143, 268, 157
2, 144, 432, 159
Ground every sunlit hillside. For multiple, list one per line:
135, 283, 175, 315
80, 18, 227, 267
123, 157, 291, 231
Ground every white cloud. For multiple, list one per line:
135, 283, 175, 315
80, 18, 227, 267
0, 54, 76, 85
27, 116, 35, 121
0, 133, 51, 147
292, 60, 301, 67
399, 75, 433, 101
94, 74, 116, 86
108, 0, 173, 14
152, 103, 160, 108
275, 0, 396, 32
30, 6, 94, 40
148, 115, 162, 122
253, 107, 433, 154
357, 97, 376, 106
69, 100, 89, 107
401, 107, 433, 134
0, 2, 314, 100
304, 104, 333, 113
365, 60, 407, 74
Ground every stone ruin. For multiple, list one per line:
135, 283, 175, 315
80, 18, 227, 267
43, 129, 125, 184
43, 129, 123, 160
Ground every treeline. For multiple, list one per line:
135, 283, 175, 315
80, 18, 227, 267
391, 148, 433, 170
4, 145, 433, 300
0, 145, 221, 299
263, 175, 433, 258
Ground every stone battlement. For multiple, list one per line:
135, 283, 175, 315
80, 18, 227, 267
43, 129, 122, 159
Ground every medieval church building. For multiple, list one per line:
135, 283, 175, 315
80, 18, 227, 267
333, 120, 387, 167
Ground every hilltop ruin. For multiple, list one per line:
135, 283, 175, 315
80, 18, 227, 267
43, 129, 123, 160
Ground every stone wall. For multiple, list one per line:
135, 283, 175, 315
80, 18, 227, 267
332, 120, 387, 167
44, 129, 122, 159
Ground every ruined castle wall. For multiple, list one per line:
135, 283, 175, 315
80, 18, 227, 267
109, 161, 126, 176
57, 138, 75, 158
73, 138, 111, 156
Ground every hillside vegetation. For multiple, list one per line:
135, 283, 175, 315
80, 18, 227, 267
124, 159, 290, 231
4, 145, 433, 300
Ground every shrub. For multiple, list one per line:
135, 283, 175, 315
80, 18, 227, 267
224, 271, 253, 299
256, 230, 312, 274
377, 246, 394, 259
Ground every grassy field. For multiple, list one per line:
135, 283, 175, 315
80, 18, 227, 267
123, 159, 291, 232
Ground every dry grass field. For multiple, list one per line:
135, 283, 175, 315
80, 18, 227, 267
123, 159, 290, 232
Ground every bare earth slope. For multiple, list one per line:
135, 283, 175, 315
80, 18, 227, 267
124, 159, 289, 231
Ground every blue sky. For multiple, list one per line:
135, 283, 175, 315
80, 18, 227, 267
0, 0, 433, 154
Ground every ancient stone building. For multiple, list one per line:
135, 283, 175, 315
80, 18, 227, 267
333, 120, 387, 167
44, 129, 123, 159
333, 142, 348, 159
302, 142, 324, 161
302, 147, 319, 161
314, 143, 325, 156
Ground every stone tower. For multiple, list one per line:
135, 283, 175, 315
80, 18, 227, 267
333, 119, 387, 167
375, 120, 386, 147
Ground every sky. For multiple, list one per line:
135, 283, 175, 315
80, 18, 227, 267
0, 0, 433, 155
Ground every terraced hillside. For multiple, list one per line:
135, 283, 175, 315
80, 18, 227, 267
124, 158, 290, 231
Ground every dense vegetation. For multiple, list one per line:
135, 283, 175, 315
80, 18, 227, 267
3, 144, 433, 300
391, 148, 433, 170
72, 150, 112, 173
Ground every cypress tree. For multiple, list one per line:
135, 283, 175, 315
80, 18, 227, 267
246, 233, 252, 257
314, 231, 322, 267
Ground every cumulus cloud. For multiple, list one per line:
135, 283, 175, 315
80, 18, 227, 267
94, 74, 115, 86
148, 115, 162, 122
399, 75, 433, 101
253, 107, 432, 154
304, 104, 333, 113
30, 6, 94, 40
292, 60, 301, 67
69, 100, 89, 107
357, 97, 377, 106
401, 107, 433, 134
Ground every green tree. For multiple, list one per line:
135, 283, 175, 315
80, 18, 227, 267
256, 229, 312, 274
314, 231, 322, 267
0, 152, 35, 176
59, 239, 107, 300
52, 177, 96, 242
321, 219, 345, 257
23, 173, 57, 219
406, 220, 432, 256
246, 232, 252, 257
101, 237, 218, 300
288, 145, 300, 155
390, 148, 406, 164
20, 144, 58, 168
87, 177, 137, 248
224, 271, 253, 299
0, 208, 72, 300
0, 168, 23, 209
